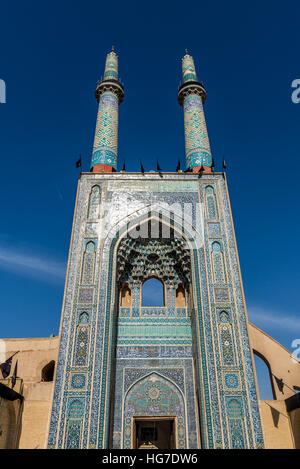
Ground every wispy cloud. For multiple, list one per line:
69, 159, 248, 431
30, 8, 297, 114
247, 306, 300, 333
0, 246, 66, 283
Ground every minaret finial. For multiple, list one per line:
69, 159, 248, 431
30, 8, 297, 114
112, 45, 115, 52
185, 48, 188, 55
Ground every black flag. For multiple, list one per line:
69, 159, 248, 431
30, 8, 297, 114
274, 376, 284, 394
198, 165, 204, 178
0, 355, 13, 378
140, 161, 145, 174
222, 159, 227, 170
176, 160, 181, 172
157, 161, 162, 172
76, 156, 82, 168
11, 360, 18, 389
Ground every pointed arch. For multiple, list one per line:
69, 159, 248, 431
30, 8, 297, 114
79, 311, 89, 324
123, 372, 187, 449
81, 240, 96, 284
205, 185, 218, 219
228, 399, 242, 418
211, 240, 226, 283
88, 185, 100, 219
212, 241, 222, 252
85, 240, 95, 252
68, 399, 83, 419
124, 371, 186, 402
91, 205, 211, 449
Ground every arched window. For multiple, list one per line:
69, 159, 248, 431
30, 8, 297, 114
212, 241, 222, 252
175, 284, 187, 307
74, 327, 89, 367
219, 310, 229, 323
142, 278, 165, 307
85, 241, 95, 252
205, 186, 218, 219
41, 361, 55, 382
211, 241, 226, 283
68, 400, 83, 419
81, 241, 96, 285
228, 399, 242, 418
79, 312, 89, 324
120, 283, 132, 308
88, 185, 100, 219
253, 352, 275, 400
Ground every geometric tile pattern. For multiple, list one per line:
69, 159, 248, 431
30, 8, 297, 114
123, 373, 186, 448
205, 186, 218, 219
88, 185, 100, 220
183, 95, 212, 169
117, 236, 191, 288
226, 397, 246, 449
73, 326, 90, 367
64, 399, 84, 449
219, 323, 236, 365
91, 92, 118, 169
211, 241, 226, 283
208, 222, 221, 235
81, 242, 96, 284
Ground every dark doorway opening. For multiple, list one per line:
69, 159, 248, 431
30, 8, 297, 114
134, 418, 175, 449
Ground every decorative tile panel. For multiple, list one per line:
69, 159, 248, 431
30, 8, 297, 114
123, 373, 187, 449
70, 373, 87, 390
207, 222, 221, 235
78, 288, 94, 304
214, 287, 230, 303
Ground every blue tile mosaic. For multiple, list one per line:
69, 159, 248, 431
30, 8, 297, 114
47, 173, 264, 450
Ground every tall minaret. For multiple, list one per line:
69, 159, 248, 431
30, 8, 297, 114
178, 51, 212, 173
91, 47, 124, 173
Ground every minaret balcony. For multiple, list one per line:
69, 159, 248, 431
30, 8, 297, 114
177, 80, 206, 106
95, 78, 124, 104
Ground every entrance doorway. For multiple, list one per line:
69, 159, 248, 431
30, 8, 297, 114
133, 418, 176, 449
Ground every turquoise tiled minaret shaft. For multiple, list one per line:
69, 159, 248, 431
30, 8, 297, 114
91, 48, 124, 173
178, 52, 212, 172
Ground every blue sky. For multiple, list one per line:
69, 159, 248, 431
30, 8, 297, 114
1, 1, 299, 396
